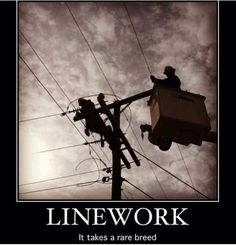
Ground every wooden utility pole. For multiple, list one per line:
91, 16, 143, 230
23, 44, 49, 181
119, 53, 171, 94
97, 93, 142, 200
73, 91, 152, 200
112, 104, 121, 200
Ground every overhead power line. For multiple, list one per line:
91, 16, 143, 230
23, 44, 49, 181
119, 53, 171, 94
20, 31, 111, 166
64, 3, 166, 199
123, 178, 154, 200
132, 148, 209, 199
120, 2, 166, 198
19, 55, 109, 168
19, 168, 103, 187
65, 2, 117, 98
123, 3, 152, 75
176, 143, 198, 199
19, 179, 103, 195
19, 113, 61, 123
35, 140, 101, 154
129, 126, 167, 199
20, 31, 73, 106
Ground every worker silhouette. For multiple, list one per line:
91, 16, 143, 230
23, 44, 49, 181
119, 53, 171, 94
78, 98, 105, 147
150, 66, 181, 89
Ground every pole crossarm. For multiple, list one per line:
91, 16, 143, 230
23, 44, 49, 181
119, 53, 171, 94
73, 89, 153, 121
97, 93, 140, 167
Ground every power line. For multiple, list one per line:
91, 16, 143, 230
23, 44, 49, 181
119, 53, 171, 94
122, 190, 129, 199
64, 3, 165, 198
176, 143, 198, 199
20, 31, 111, 166
129, 126, 167, 199
65, 2, 117, 98
19, 113, 61, 123
123, 3, 152, 75
132, 148, 209, 199
64, 2, 137, 165
65, 3, 166, 199
35, 141, 100, 154
20, 31, 73, 106
19, 168, 104, 187
19, 179, 103, 195
123, 178, 154, 200
19, 55, 108, 168
120, 3, 166, 198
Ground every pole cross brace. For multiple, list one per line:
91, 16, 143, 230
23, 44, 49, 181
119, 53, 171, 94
97, 93, 141, 167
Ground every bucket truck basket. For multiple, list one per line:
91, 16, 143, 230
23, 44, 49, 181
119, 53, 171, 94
148, 85, 211, 149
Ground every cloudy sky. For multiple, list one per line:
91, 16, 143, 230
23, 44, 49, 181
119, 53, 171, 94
19, 2, 217, 200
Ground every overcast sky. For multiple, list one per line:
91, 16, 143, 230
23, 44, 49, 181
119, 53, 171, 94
19, 2, 217, 200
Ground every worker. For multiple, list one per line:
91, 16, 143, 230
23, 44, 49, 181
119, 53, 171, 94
150, 66, 181, 89
78, 98, 105, 147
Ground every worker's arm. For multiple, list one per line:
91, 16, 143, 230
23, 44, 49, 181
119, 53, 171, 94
150, 75, 164, 85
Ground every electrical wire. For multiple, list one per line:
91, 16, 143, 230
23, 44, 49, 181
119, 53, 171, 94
123, 3, 152, 75
19, 169, 103, 187
19, 179, 103, 195
20, 31, 73, 106
64, 5, 156, 197
132, 148, 209, 199
19, 113, 61, 123
122, 190, 129, 199
65, 93, 132, 134
75, 157, 107, 171
77, 152, 101, 188
65, 2, 133, 139
117, 4, 168, 198
65, 4, 143, 176
20, 31, 111, 166
123, 178, 154, 200
176, 143, 198, 199
65, 2, 117, 98
19, 55, 108, 169
35, 143, 86, 154
20, 29, 111, 165
129, 126, 167, 199
64, 4, 166, 199
20, 156, 104, 194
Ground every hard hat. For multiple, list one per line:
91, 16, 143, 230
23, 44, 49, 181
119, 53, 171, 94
78, 98, 86, 105
164, 66, 175, 74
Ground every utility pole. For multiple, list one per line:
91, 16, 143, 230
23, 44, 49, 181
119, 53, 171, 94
112, 104, 121, 200
97, 93, 142, 200
73, 90, 152, 200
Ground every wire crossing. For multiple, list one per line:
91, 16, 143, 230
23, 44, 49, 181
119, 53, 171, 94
19, 55, 109, 169
65, 2, 117, 98
20, 31, 73, 106
122, 3, 167, 198
123, 3, 152, 75
20, 34, 111, 166
132, 148, 210, 199
64, 3, 166, 199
